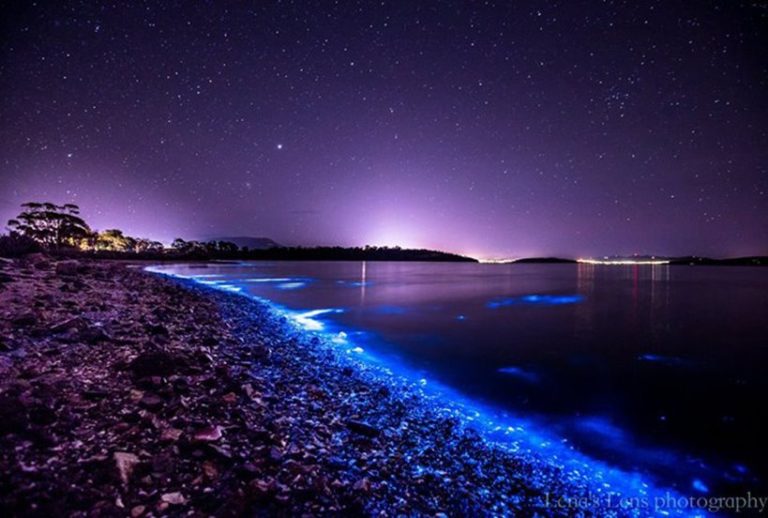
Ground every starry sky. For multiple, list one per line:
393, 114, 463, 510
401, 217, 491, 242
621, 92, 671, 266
1, 1, 766, 259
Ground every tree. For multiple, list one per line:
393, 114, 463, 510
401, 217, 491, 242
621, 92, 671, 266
172, 238, 190, 253
217, 241, 239, 254
172, 238, 205, 254
95, 229, 135, 252
7, 202, 91, 248
134, 238, 164, 253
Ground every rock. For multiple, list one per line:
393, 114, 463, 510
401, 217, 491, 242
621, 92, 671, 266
249, 478, 275, 497
24, 253, 49, 268
242, 383, 259, 399
193, 425, 223, 442
48, 316, 88, 334
77, 325, 112, 345
269, 446, 283, 463
129, 350, 179, 378
353, 477, 371, 492
208, 444, 232, 458
160, 427, 183, 442
138, 393, 164, 410
130, 505, 146, 517
83, 388, 110, 400
202, 460, 219, 479
12, 312, 38, 327
27, 401, 56, 426
55, 260, 81, 276
346, 419, 380, 437
160, 492, 186, 505
114, 451, 140, 486
144, 322, 169, 336
0, 395, 27, 435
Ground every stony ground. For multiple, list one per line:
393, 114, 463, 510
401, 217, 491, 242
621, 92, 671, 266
0, 255, 602, 517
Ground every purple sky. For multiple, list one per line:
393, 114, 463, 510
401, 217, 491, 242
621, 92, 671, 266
1, 1, 766, 259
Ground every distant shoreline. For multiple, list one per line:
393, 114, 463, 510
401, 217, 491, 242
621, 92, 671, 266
489, 256, 768, 267
3, 246, 765, 267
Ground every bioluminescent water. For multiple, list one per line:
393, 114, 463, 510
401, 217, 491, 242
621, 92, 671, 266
148, 261, 768, 504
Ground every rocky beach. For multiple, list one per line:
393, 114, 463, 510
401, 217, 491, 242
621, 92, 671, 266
0, 256, 642, 516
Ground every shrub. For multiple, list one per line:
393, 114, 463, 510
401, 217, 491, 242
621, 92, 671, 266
0, 233, 42, 257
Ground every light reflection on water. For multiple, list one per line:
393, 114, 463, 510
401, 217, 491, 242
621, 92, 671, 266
148, 261, 768, 501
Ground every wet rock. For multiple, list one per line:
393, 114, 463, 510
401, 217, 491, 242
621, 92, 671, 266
249, 478, 276, 498
269, 446, 283, 463
353, 477, 371, 492
201, 335, 218, 346
346, 419, 381, 437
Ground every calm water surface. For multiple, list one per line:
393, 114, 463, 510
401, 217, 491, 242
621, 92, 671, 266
152, 261, 768, 494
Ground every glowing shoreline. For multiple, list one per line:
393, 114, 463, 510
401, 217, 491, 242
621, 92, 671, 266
146, 265, 707, 516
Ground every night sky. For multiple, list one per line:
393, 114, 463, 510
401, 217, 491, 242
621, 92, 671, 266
1, 1, 766, 259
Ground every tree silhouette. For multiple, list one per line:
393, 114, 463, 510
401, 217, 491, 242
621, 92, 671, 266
95, 229, 135, 252
134, 238, 163, 253
7, 202, 91, 248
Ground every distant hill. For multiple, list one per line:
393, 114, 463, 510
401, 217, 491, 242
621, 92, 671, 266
209, 236, 281, 249
513, 257, 577, 264
243, 246, 477, 262
668, 256, 768, 266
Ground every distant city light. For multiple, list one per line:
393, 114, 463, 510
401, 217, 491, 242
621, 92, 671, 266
577, 258, 671, 265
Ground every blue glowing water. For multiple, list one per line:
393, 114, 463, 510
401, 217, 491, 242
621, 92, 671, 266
148, 261, 768, 508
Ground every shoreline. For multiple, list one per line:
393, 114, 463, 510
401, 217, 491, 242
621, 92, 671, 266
153, 266, 705, 512
1, 256, 694, 516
